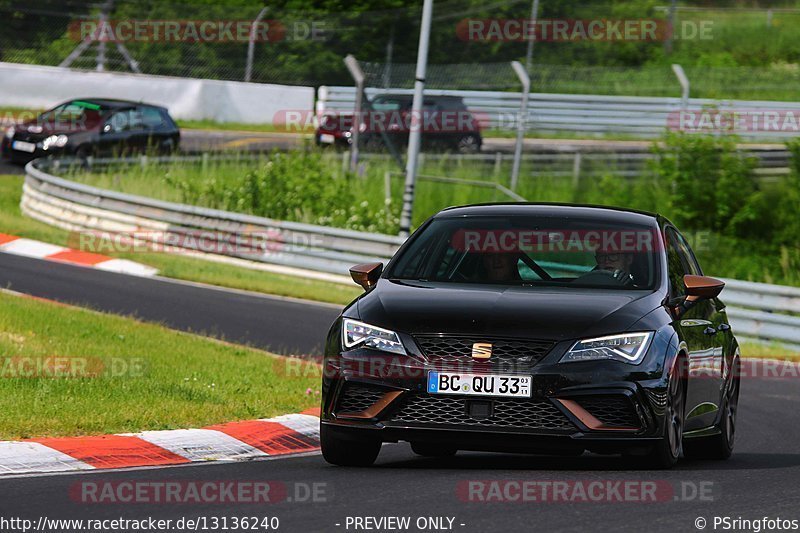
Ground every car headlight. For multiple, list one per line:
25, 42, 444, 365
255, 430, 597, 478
560, 332, 653, 364
4, 126, 14, 140
342, 318, 407, 356
41, 134, 69, 150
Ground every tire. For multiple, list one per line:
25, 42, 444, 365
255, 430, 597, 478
456, 134, 481, 154
363, 135, 385, 152
320, 424, 381, 467
684, 355, 740, 460
644, 355, 687, 469
411, 441, 457, 457
74, 145, 92, 168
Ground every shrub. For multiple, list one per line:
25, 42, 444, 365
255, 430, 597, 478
649, 132, 759, 237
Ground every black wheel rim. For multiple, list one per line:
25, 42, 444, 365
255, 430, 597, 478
667, 368, 684, 458
458, 136, 477, 153
725, 360, 740, 445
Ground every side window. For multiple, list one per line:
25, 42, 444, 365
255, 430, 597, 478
104, 110, 144, 132
127, 109, 145, 131
105, 112, 126, 133
665, 228, 689, 298
141, 107, 164, 129
391, 231, 438, 279
372, 98, 401, 112
673, 231, 702, 276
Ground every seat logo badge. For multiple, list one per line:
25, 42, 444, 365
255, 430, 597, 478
472, 342, 492, 360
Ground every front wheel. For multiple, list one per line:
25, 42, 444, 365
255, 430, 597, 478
321, 424, 381, 467
456, 134, 481, 154
644, 355, 686, 469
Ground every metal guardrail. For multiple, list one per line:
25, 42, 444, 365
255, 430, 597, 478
318, 85, 800, 141
20, 157, 800, 348
22, 158, 404, 278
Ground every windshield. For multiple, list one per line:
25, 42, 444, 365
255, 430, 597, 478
388, 215, 660, 290
36, 101, 109, 130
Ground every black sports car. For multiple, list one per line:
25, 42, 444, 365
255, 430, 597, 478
2, 98, 180, 163
321, 203, 740, 468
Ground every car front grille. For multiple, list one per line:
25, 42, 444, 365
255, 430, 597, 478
576, 396, 641, 428
413, 335, 553, 371
336, 384, 385, 413
386, 394, 574, 432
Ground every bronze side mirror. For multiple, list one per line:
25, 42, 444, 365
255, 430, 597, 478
684, 274, 725, 302
350, 262, 383, 291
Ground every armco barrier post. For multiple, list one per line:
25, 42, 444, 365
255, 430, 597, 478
344, 55, 365, 173
510, 61, 531, 192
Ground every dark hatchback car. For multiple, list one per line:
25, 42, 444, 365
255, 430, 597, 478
321, 204, 740, 469
316, 94, 483, 154
2, 98, 180, 163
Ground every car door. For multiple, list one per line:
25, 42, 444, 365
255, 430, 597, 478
98, 111, 127, 156
125, 108, 149, 153
140, 106, 168, 152
374, 96, 407, 148
665, 227, 725, 431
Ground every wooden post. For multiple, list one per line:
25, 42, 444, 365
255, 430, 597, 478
572, 152, 582, 189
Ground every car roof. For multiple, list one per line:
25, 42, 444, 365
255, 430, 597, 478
64, 98, 166, 111
435, 202, 662, 225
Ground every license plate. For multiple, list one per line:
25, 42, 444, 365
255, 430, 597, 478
12, 140, 36, 153
427, 371, 532, 398
319, 133, 335, 144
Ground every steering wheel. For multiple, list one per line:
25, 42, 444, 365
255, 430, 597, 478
576, 268, 635, 287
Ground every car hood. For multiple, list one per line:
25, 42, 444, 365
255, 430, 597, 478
15, 119, 97, 138
355, 279, 664, 342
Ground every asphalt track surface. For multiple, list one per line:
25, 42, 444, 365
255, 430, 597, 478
0, 252, 340, 357
0, 253, 799, 532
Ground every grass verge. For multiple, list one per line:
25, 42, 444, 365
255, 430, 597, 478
0, 175, 361, 306
179, 119, 313, 134
0, 291, 319, 440
738, 342, 800, 362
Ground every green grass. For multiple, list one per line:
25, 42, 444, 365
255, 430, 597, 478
0, 106, 43, 120
0, 176, 361, 306
739, 342, 800, 362
178, 119, 313, 134
0, 291, 319, 439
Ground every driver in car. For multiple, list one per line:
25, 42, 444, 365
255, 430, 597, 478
481, 252, 522, 282
594, 251, 636, 286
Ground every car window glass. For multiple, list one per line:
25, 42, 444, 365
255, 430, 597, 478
106, 110, 146, 132
665, 228, 689, 298
141, 107, 164, 128
674, 231, 702, 275
372, 98, 402, 111
389, 216, 658, 290
105, 112, 128, 132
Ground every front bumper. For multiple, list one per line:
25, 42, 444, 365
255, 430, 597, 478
321, 341, 671, 454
